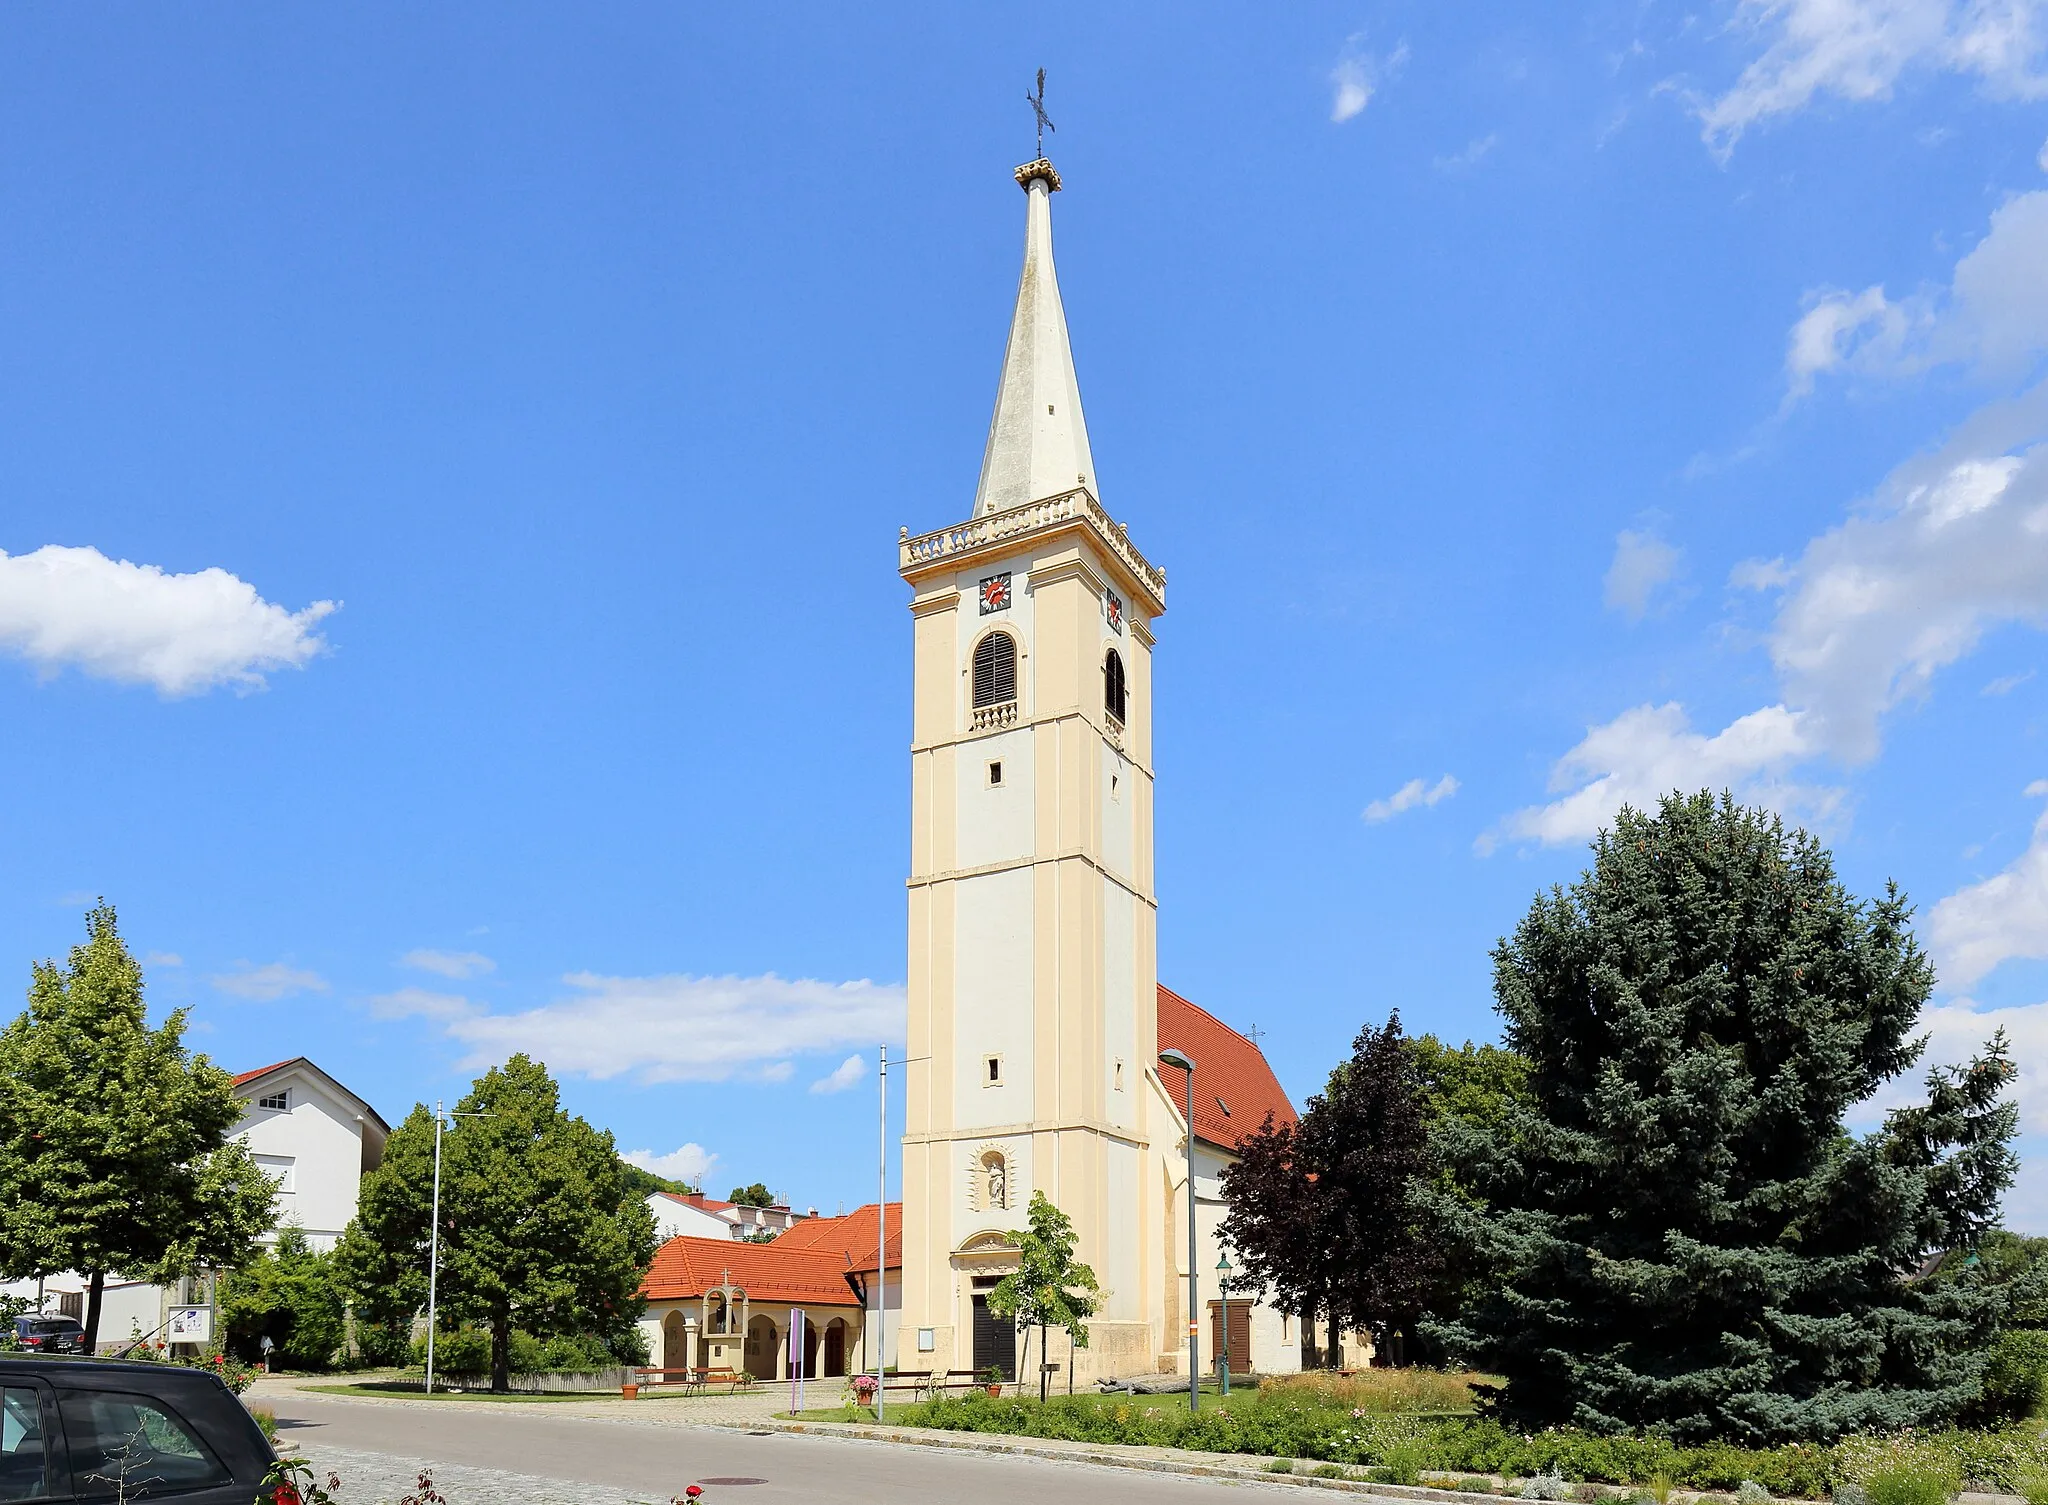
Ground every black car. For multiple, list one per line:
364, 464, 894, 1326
0, 1356, 277, 1503
9, 1321, 85, 1358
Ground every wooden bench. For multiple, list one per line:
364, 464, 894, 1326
877, 1368, 934, 1401
625, 1366, 755, 1397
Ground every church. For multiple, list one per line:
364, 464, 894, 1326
893, 152, 1347, 1384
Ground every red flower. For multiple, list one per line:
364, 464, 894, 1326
685, 1488, 702, 1499
275, 1484, 302, 1505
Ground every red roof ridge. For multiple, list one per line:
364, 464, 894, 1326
232, 1058, 300, 1087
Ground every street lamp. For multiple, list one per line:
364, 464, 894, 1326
1158, 1047, 1198, 1414
424, 1100, 495, 1396
1216, 1252, 1234, 1396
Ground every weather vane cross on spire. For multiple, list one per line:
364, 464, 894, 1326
1026, 68, 1055, 160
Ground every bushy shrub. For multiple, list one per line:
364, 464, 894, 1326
1738, 1482, 1773, 1505
1970, 1330, 2048, 1425
1265, 1369, 1485, 1414
891, 1390, 2048, 1497
1858, 1459, 1961, 1505
1521, 1474, 1571, 1499
411, 1325, 622, 1376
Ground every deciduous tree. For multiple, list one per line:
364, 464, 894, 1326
334, 1054, 656, 1391
0, 904, 276, 1349
985, 1192, 1101, 1401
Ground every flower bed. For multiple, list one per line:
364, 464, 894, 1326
885, 1392, 2048, 1497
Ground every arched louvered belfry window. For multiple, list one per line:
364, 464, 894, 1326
972, 631, 1018, 709
1104, 647, 1128, 725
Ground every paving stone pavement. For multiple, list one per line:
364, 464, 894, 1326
293, 1443, 679, 1505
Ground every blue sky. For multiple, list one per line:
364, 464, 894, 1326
4, 3, 2048, 1227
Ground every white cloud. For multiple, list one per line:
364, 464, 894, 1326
1363, 774, 1460, 823
1604, 530, 1683, 620
1983, 668, 2036, 693
368, 986, 477, 1022
210, 962, 329, 1002
623, 1143, 718, 1187
1491, 701, 1842, 848
1859, 997, 2048, 1133
1767, 439, 2048, 759
1928, 782, 2048, 988
1699, 0, 2048, 156
142, 951, 183, 968
1784, 284, 1921, 399
1731, 555, 1796, 590
1433, 133, 1499, 171
1330, 38, 1408, 122
810, 1053, 867, 1094
1786, 190, 2048, 404
0, 545, 335, 696
381, 970, 904, 1085
401, 948, 495, 980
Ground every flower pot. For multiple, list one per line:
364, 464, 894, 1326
985, 1383, 1002, 1398
621, 1383, 640, 1400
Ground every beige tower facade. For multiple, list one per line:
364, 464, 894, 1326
896, 157, 1173, 1382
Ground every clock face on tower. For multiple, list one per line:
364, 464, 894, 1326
979, 573, 1012, 614
1104, 590, 1123, 633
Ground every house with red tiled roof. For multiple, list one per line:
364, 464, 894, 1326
773, 1202, 903, 1369
646, 1189, 806, 1243
635, 1233, 874, 1382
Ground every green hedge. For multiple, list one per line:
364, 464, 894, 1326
889, 1394, 2048, 1497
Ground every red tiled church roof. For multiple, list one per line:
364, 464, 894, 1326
640, 1235, 864, 1308
1156, 984, 1297, 1151
774, 1202, 901, 1274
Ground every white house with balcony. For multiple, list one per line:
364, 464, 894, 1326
5, 1056, 389, 1348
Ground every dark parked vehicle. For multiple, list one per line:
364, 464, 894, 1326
1, 1356, 277, 1503
8, 1322, 84, 1358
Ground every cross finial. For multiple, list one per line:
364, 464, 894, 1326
1245, 1023, 1266, 1046
1026, 68, 1055, 159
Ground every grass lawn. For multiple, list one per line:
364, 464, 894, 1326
787, 1380, 1271, 1424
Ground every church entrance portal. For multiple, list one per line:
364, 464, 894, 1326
970, 1293, 1016, 1381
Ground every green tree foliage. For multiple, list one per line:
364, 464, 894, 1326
334, 1053, 657, 1391
219, 1226, 347, 1371
1425, 792, 2020, 1443
985, 1191, 1101, 1401
617, 1160, 695, 1198
1408, 1035, 1532, 1354
728, 1183, 774, 1207
1221, 1014, 1443, 1366
0, 904, 276, 1349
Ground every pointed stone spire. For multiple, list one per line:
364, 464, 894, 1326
972, 159, 1099, 518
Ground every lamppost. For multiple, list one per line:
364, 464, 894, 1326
424, 1100, 494, 1396
1215, 1251, 1234, 1397
1158, 1047, 1198, 1414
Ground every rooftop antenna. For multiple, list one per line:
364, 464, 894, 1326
1026, 67, 1055, 160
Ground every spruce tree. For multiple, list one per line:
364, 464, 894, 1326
1425, 792, 2017, 1442
0, 904, 276, 1348
335, 1053, 657, 1391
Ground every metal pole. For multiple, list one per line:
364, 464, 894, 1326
1221, 1279, 1230, 1396
876, 1043, 887, 1425
426, 1099, 443, 1396
1158, 1049, 1199, 1414
1184, 1064, 1197, 1414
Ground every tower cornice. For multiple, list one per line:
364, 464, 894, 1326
898, 485, 1165, 616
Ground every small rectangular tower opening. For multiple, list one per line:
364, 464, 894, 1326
988, 760, 1004, 786
985, 1054, 1003, 1086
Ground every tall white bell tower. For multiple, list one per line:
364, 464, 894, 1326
896, 155, 1171, 1383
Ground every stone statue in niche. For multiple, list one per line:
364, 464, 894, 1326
985, 1153, 1008, 1211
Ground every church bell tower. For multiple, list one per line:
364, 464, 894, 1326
897, 154, 1169, 1381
